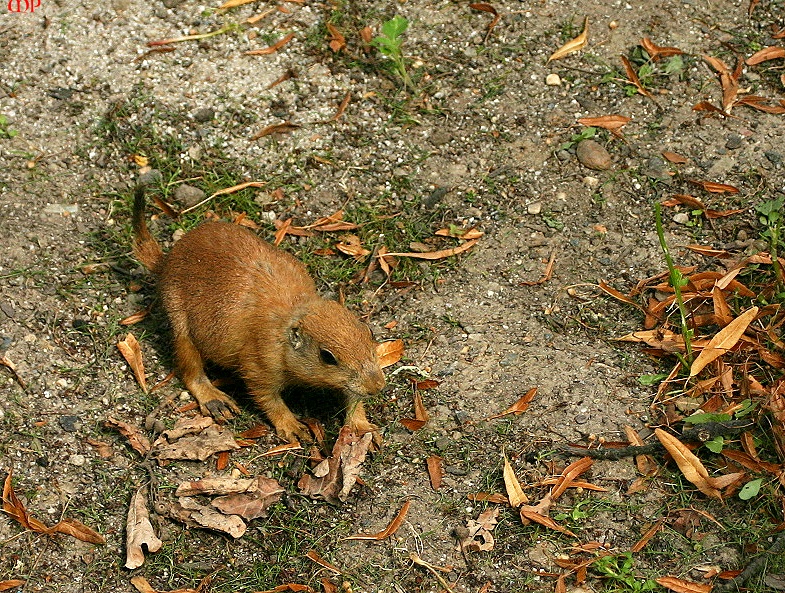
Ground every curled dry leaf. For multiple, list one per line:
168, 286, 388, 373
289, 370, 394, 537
459, 507, 499, 552
153, 424, 240, 462
346, 499, 411, 540
746, 46, 785, 65
654, 429, 721, 499
551, 457, 593, 500
469, 3, 500, 40
326, 23, 345, 52
487, 387, 537, 420
335, 234, 370, 259
434, 226, 484, 240
620, 55, 653, 97
377, 339, 404, 368
305, 550, 342, 574
502, 452, 528, 507
640, 37, 684, 59
125, 487, 162, 569
211, 477, 284, 520
251, 121, 300, 140
467, 492, 509, 504
117, 332, 148, 393
655, 576, 712, 593
734, 95, 785, 114
171, 497, 246, 538
427, 455, 443, 490
245, 32, 295, 55
548, 17, 588, 62
383, 239, 478, 261
689, 179, 740, 193
690, 306, 758, 376
105, 417, 152, 456
662, 151, 689, 164
0, 581, 26, 592
577, 115, 631, 137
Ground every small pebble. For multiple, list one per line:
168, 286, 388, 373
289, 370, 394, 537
673, 212, 690, 224
527, 201, 542, 215
173, 184, 206, 208
59, 416, 80, 432
576, 140, 611, 170
69, 454, 86, 466
545, 73, 561, 86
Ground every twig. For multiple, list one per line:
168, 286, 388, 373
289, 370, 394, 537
715, 530, 785, 591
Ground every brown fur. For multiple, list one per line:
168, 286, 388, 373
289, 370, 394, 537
132, 187, 384, 443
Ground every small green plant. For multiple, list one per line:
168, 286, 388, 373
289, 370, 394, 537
0, 114, 18, 139
559, 126, 596, 151
593, 553, 658, 593
756, 195, 784, 288
654, 202, 693, 366
371, 15, 414, 90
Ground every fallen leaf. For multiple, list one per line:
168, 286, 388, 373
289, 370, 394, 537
519, 249, 557, 286
154, 424, 240, 462
631, 519, 665, 552
176, 477, 258, 497
125, 487, 163, 569
640, 37, 684, 59
298, 426, 373, 503
251, 121, 300, 140
624, 426, 658, 477
459, 507, 499, 551
690, 306, 758, 376
416, 379, 440, 390
0, 581, 25, 592
746, 46, 785, 65
551, 457, 593, 500
3, 472, 105, 544
503, 452, 528, 507
662, 151, 689, 164
219, 0, 255, 8
689, 180, 740, 194
655, 429, 721, 499
346, 499, 410, 540
117, 332, 148, 393
413, 392, 429, 422
335, 234, 371, 259
548, 17, 588, 62
245, 32, 295, 55
487, 387, 537, 419
519, 494, 577, 537
256, 584, 316, 593
692, 100, 730, 117
211, 477, 284, 520
427, 455, 443, 490
326, 91, 351, 122
655, 576, 711, 593
434, 226, 484, 240
326, 23, 345, 52
305, 550, 341, 574
260, 442, 303, 457
0, 355, 26, 391
86, 437, 113, 459
469, 3, 501, 40
120, 308, 150, 326
620, 55, 653, 97
399, 418, 427, 431
377, 339, 404, 368
577, 115, 631, 137
734, 95, 785, 114
171, 496, 246, 538
597, 280, 641, 309
383, 239, 478, 260
105, 417, 152, 456
703, 55, 741, 112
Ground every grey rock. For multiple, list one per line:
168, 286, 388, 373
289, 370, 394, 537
576, 140, 611, 170
138, 168, 163, 187
0, 302, 15, 319
162, 0, 185, 7
422, 186, 449, 209
173, 184, 206, 208
765, 151, 782, 164
59, 415, 81, 432
430, 129, 451, 146
193, 107, 215, 123
642, 156, 671, 181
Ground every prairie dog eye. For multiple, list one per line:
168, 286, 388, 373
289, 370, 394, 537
320, 349, 338, 366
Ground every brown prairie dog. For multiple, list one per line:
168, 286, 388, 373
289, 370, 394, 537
132, 187, 385, 443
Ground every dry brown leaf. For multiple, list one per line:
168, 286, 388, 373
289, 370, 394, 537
427, 455, 443, 490
690, 306, 758, 376
620, 55, 653, 97
326, 23, 345, 52
503, 452, 528, 507
416, 379, 440, 390
346, 500, 411, 540
469, 3, 501, 40
260, 442, 303, 457
746, 46, 785, 65
399, 418, 426, 431
377, 339, 404, 368
117, 333, 148, 393
704, 55, 742, 112
171, 497, 246, 538
654, 429, 721, 499
335, 234, 370, 259
129, 576, 157, 593
459, 507, 499, 552
245, 32, 295, 55
0, 355, 26, 391
624, 426, 659, 476
487, 387, 537, 420
327, 92, 351, 122
551, 457, 593, 500
125, 487, 162, 569
683, 244, 731, 258
519, 505, 577, 537
176, 477, 257, 497
0, 581, 25, 592
105, 417, 152, 456
413, 392, 429, 422
577, 115, 631, 137
434, 227, 484, 240
640, 37, 684, 59
692, 100, 730, 117
251, 121, 300, 140
86, 437, 113, 459
548, 17, 588, 62
734, 95, 785, 114
298, 426, 373, 503
211, 477, 284, 520
631, 519, 664, 552
598, 280, 642, 309
305, 550, 341, 574
655, 576, 711, 593
120, 309, 150, 326
383, 239, 478, 260
662, 151, 689, 164
518, 249, 556, 286
218, 0, 255, 8
153, 424, 240, 462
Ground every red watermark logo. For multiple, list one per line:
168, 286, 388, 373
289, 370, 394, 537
8, 0, 40, 12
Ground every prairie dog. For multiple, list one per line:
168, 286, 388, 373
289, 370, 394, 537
132, 187, 384, 443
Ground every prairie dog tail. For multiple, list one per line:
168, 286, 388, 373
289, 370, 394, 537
132, 186, 164, 273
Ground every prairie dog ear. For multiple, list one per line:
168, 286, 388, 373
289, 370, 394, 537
288, 325, 304, 350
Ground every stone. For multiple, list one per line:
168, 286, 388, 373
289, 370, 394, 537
193, 107, 215, 123
173, 184, 206, 208
138, 168, 163, 187
576, 140, 612, 170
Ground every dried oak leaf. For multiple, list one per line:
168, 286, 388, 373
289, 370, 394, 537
154, 423, 240, 462
105, 417, 152, 456
459, 507, 499, 552
211, 477, 284, 520
298, 426, 372, 503
170, 497, 246, 538
125, 487, 162, 569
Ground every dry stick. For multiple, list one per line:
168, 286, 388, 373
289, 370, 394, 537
715, 530, 785, 591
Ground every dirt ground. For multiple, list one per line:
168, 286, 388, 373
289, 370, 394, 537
1, 0, 784, 591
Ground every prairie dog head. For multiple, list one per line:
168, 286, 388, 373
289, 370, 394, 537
284, 300, 385, 399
